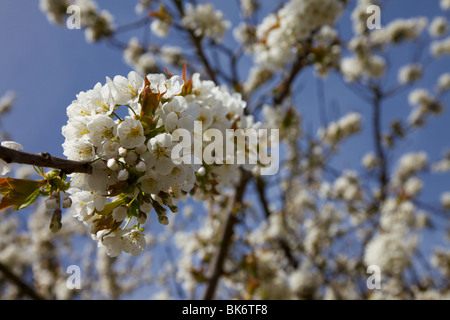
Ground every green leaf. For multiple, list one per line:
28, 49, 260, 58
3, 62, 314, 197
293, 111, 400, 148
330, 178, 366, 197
95, 197, 128, 216
0, 177, 46, 211
147, 124, 165, 139
17, 187, 42, 210
129, 198, 140, 217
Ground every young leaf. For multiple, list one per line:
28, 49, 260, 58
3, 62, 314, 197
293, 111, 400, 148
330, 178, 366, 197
0, 177, 46, 211
95, 197, 129, 216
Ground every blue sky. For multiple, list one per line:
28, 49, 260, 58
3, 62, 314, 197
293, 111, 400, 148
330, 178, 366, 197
0, 1, 132, 155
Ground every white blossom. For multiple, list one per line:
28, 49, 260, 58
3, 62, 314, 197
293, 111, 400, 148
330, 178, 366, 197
398, 64, 422, 84
116, 116, 146, 149
441, 192, 450, 210
121, 229, 146, 256
0, 141, 23, 175
182, 3, 230, 42
437, 73, 450, 92
0, 91, 15, 114
429, 17, 448, 37
87, 114, 116, 147
39, 0, 70, 25
364, 233, 416, 275
431, 37, 450, 57
362, 152, 379, 171
150, 19, 170, 38
394, 152, 427, 184
441, 0, 450, 10
318, 112, 361, 145
148, 133, 175, 175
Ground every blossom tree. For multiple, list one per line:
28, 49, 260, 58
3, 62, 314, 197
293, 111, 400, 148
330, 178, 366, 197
0, 0, 449, 299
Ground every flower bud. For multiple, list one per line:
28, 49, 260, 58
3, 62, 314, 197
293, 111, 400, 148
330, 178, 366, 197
118, 146, 128, 157
62, 196, 72, 209
49, 209, 62, 233
135, 161, 147, 172
140, 201, 153, 213
137, 211, 147, 224
107, 158, 120, 171
198, 166, 206, 176
45, 170, 59, 182
158, 215, 169, 225
118, 169, 129, 181
45, 195, 59, 210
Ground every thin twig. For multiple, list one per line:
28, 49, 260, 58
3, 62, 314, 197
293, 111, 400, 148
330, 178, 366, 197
273, 53, 308, 105
371, 87, 388, 201
202, 170, 252, 300
171, 0, 217, 83
114, 16, 151, 34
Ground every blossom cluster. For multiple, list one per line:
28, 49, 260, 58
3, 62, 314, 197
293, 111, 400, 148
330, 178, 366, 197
40, 0, 114, 42
342, 8, 430, 83
123, 37, 159, 76
241, 0, 344, 71
181, 3, 230, 42
0, 91, 15, 116
147, 2, 231, 42
317, 112, 362, 146
61, 70, 258, 257
39, 0, 71, 25
408, 88, 444, 127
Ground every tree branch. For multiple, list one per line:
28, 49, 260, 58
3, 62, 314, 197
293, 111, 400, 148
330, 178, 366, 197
256, 177, 299, 269
171, 0, 218, 83
0, 262, 45, 300
0, 146, 92, 174
202, 170, 252, 300
372, 88, 388, 201
273, 55, 307, 105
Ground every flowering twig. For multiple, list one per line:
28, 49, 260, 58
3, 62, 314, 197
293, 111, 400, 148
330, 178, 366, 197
273, 54, 308, 105
171, 0, 218, 83
371, 87, 388, 201
0, 145, 92, 174
256, 176, 299, 269
202, 170, 252, 300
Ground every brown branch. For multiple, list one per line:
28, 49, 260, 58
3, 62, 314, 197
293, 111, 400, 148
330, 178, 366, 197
256, 177, 299, 269
171, 0, 218, 83
273, 45, 310, 106
0, 262, 45, 300
256, 177, 271, 219
202, 40, 311, 299
0, 145, 92, 174
202, 170, 252, 300
371, 88, 388, 201
189, 33, 218, 83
